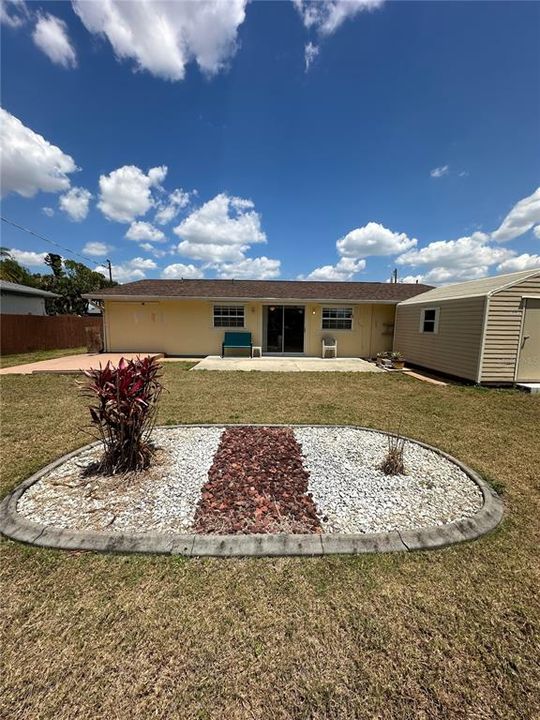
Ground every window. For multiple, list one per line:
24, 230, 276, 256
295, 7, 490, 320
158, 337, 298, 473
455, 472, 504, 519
322, 307, 353, 330
213, 305, 245, 327
420, 307, 439, 333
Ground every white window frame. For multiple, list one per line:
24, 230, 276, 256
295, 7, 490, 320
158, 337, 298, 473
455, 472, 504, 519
419, 307, 440, 334
213, 305, 245, 328
321, 306, 353, 331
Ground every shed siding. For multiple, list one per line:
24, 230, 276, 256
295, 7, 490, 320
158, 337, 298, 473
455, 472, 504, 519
394, 297, 485, 381
481, 273, 540, 382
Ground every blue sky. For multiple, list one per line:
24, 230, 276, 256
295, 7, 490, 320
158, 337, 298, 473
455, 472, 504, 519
1, 0, 539, 284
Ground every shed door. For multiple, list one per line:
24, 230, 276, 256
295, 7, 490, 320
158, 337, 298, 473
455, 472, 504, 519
517, 299, 540, 381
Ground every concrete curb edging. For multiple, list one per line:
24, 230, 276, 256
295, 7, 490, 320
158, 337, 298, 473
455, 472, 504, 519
0, 425, 504, 557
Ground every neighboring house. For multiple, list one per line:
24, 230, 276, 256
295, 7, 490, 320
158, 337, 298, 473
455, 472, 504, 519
395, 268, 540, 384
0, 280, 59, 316
85, 279, 432, 358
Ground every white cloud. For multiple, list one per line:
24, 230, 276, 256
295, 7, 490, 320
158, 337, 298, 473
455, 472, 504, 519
533, 225, 540, 239
161, 263, 204, 279
10, 248, 47, 267
154, 188, 192, 225
337, 222, 417, 258
174, 193, 266, 265
125, 221, 166, 242
59, 186, 92, 221
96, 256, 157, 283
490, 187, 540, 242
217, 256, 281, 279
128, 257, 157, 270
400, 274, 424, 284
176, 241, 247, 263
0, 0, 28, 28
83, 242, 112, 258
301, 257, 366, 281
42, 206, 54, 217
294, 0, 384, 35
97, 165, 167, 223
430, 165, 449, 178
0, 108, 77, 198
32, 13, 77, 68
396, 231, 514, 283
304, 42, 319, 72
138, 242, 168, 258
497, 254, 540, 273
72, 0, 248, 81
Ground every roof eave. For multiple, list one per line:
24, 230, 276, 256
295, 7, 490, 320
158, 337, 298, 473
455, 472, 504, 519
83, 293, 405, 304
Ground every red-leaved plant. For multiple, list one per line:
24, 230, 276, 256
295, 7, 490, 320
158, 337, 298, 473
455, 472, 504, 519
81, 356, 164, 474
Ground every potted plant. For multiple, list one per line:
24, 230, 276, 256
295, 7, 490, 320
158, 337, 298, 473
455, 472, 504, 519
376, 351, 393, 368
391, 351, 405, 370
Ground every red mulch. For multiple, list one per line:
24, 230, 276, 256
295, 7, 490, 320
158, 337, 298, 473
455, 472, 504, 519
193, 426, 321, 534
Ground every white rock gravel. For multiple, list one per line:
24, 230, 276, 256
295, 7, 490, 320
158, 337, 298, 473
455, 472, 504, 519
17, 427, 224, 533
294, 427, 483, 533
17, 426, 484, 535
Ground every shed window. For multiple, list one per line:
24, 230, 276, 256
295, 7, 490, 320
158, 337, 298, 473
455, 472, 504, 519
322, 307, 353, 330
213, 305, 245, 327
420, 307, 439, 333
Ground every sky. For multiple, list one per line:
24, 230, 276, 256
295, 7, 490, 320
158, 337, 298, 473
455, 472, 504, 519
1, 0, 539, 285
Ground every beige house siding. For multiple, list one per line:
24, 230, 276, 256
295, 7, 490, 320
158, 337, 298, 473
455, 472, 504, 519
394, 297, 486, 381
103, 299, 395, 357
480, 273, 540, 383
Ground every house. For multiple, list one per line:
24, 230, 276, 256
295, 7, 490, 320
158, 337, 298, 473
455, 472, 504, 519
0, 280, 59, 316
395, 268, 540, 384
85, 279, 432, 358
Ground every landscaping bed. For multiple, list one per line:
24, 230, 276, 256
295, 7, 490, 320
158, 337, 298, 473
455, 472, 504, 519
16, 425, 484, 537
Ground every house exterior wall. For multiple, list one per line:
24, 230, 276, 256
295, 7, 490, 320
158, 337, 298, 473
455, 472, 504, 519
394, 297, 486, 381
0, 293, 46, 315
103, 299, 396, 357
480, 272, 540, 383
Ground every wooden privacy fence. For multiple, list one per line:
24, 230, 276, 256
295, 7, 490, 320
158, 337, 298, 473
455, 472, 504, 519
0, 315, 103, 355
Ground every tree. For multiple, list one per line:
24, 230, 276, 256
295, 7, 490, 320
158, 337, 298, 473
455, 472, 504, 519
42, 257, 116, 315
44, 253, 64, 278
1, 249, 116, 314
0, 250, 38, 286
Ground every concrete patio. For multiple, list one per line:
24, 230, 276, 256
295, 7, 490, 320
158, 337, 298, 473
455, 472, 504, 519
191, 356, 383, 372
0, 352, 164, 375
0, 352, 384, 375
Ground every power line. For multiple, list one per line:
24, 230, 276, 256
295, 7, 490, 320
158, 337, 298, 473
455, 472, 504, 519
1, 215, 100, 266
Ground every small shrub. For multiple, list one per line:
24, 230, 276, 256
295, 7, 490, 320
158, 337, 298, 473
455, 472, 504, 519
81, 356, 164, 474
380, 423, 406, 475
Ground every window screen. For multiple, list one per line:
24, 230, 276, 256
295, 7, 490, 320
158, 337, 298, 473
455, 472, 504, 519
213, 305, 245, 327
322, 307, 353, 330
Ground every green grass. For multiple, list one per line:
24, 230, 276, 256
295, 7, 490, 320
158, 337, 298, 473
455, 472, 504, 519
1, 367, 539, 719
0, 345, 87, 368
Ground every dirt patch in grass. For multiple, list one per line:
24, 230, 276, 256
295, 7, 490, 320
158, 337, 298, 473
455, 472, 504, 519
193, 426, 320, 534
1, 367, 539, 719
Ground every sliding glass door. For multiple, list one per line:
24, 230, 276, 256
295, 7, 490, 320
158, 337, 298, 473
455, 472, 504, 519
264, 305, 305, 353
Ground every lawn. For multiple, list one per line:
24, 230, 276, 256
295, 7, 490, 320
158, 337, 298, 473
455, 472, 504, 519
1, 366, 539, 719
0, 346, 87, 368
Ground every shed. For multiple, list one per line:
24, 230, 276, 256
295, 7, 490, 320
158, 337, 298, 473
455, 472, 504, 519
0, 280, 59, 316
394, 268, 540, 384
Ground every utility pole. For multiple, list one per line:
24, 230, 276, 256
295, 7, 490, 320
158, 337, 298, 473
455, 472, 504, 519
106, 259, 113, 283
391, 268, 398, 283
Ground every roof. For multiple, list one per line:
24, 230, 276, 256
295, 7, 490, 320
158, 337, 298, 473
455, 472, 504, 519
83, 278, 433, 303
0, 280, 60, 298
399, 268, 540, 305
